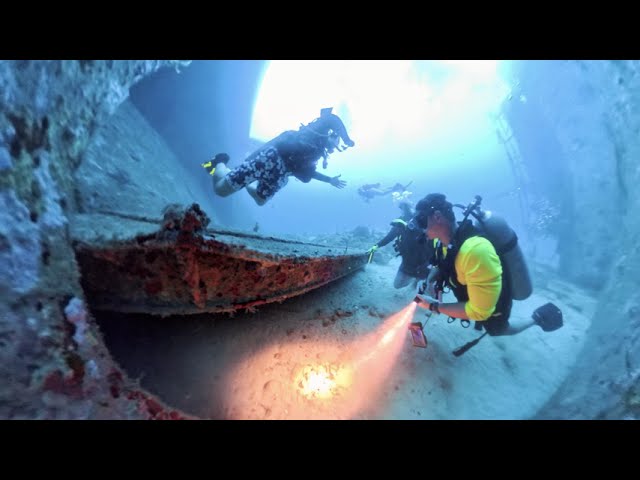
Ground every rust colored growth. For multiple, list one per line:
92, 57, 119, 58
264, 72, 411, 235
74, 212, 369, 316
126, 389, 192, 420
160, 203, 210, 235
65, 352, 85, 384
107, 369, 125, 399
144, 280, 163, 296
41, 369, 84, 400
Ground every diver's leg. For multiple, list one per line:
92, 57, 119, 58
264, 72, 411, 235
212, 153, 260, 198
501, 319, 537, 335
483, 316, 536, 337
393, 269, 413, 289
245, 148, 289, 206
212, 163, 236, 196
246, 182, 268, 206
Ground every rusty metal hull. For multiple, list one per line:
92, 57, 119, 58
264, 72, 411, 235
72, 209, 368, 316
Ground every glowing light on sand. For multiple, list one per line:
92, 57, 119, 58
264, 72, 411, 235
221, 301, 420, 419
295, 363, 353, 400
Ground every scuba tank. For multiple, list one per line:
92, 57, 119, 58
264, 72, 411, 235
457, 195, 533, 301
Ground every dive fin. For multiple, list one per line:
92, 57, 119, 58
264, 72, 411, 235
532, 302, 563, 332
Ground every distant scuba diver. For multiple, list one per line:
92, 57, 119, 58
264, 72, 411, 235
389, 181, 413, 194
366, 200, 435, 289
412, 193, 563, 355
357, 183, 385, 202
201, 108, 355, 206
358, 181, 413, 203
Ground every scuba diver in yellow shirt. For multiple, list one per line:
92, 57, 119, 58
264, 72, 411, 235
412, 193, 563, 339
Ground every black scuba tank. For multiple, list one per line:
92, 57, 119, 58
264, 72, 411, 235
473, 209, 533, 301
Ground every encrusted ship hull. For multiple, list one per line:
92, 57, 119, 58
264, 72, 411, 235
71, 205, 368, 316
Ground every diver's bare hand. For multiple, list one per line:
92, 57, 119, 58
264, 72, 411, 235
425, 268, 440, 296
330, 175, 347, 189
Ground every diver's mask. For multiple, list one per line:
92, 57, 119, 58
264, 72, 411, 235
326, 129, 349, 154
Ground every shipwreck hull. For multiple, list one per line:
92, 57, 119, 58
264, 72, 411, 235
71, 206, 368, 316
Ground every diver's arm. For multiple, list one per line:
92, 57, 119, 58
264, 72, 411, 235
424, 266, 440, 296
415, 295, 470, 319
311, 171, 332, 183
376, 226, 402, 248
312, 171, 346, 189
415, 294, 536, 337
437, 301, 469, 319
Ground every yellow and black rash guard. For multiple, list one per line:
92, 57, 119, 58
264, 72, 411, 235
454, 236, 502, 321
